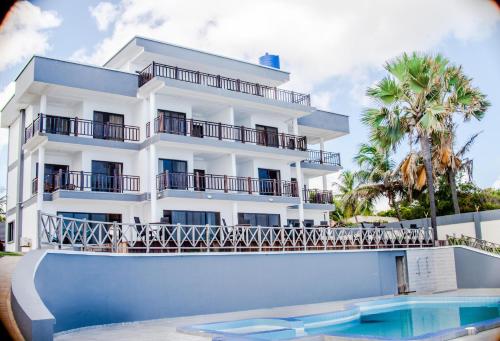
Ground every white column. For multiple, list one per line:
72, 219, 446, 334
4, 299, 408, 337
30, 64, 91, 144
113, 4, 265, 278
232, 202, 238, 226
320, 138, 328, 191
37, 146, 45, 210
40, 94, 47, 114
149, 93, 157, 222
292, 118, 305, 225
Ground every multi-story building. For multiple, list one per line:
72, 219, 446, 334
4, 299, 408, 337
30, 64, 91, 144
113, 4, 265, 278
1, 37, 349, 252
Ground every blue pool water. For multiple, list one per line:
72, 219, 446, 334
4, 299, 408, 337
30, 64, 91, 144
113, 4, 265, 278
186, 297, 500, 340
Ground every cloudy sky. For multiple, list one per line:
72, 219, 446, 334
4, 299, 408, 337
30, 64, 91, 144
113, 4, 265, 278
0, 0, 499, 194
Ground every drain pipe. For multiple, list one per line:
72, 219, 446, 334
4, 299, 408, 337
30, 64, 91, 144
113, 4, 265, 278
15, 109, 25, 252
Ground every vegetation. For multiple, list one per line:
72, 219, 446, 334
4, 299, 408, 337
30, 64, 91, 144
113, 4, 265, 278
331, 53, 492, 227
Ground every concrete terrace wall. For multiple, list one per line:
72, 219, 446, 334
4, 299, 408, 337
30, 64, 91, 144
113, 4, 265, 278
453, 247, 500, 288
34, 250, 404, 334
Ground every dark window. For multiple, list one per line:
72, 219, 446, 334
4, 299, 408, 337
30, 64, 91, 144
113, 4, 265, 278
57, 212, 121, 244
91, 161, 123, 192
256, 124, 279, 147
159, 159, 188, 189
36, 163, 69, 192
238, 213, 281, 227
7, 221, 14, 242
158, 110, 186, 135
93, 111, 124, 141
258, 168, 281, 195
44, 115, 70, 135
287, 219, 314, 227
193, 169, 206, 191
162, 210, 220, 225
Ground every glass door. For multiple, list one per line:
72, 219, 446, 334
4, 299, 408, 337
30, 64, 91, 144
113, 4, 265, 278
258, 168, 281, 195
159, 159, 188, 189
93, 111, 124, 141
194, 169, 206, 191
91, 160, 123, 192
45, 115, 70, 135
37, 163, 69, 192
158, 110, 186, 135
256, 124, 279, 147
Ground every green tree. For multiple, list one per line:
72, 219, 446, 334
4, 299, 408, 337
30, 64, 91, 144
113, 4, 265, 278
363, 53, 489, 240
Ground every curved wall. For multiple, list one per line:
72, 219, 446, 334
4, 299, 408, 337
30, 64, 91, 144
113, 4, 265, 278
34, 250, 404, 334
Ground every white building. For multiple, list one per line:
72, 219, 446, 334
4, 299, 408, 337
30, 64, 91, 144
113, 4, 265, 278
1, 37, 349, 252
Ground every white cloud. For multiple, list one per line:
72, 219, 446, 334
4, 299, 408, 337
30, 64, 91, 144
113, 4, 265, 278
90, 2, 120, 31
0, 1, 61, 71
72, 0, 498, 96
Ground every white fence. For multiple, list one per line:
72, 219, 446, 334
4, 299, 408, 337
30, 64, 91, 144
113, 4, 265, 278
38, 212, 434, 253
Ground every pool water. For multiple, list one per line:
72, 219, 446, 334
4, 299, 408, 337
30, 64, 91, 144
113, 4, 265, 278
306, 302, 500, 339
185, 297, 500, 340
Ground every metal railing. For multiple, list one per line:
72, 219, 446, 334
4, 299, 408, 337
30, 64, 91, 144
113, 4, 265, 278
306, 149, 341, 166
24, 113, 140, 143
447, 234, 500, 255
38, 212, 434, 253
303, 189, 333, 204
32, 171, 140, 193
156, 171, 297, 197
146, 116, 307, 151
138, 62, 311, 106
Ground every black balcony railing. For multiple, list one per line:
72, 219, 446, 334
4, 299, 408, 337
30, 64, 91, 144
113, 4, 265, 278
156, 171, 298, 197
138, 62, 311, 106
24, 114, 140, 143
305, 149, 341, 166
32, 171, 140, 194
146, 116, 307, 151
303, 188, 334, 204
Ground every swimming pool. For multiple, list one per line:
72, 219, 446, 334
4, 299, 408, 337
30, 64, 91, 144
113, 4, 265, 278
182, 296, 500, 340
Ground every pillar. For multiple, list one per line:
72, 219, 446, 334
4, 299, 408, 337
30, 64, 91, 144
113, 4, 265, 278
149, 93, 157, 222
37, 146, 45, 210
320, 138, 328, 191
40, 94, 47, 114
292, 118, 305, 225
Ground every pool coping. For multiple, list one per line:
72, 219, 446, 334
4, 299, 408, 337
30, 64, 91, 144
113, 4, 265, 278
178, 296, 500, 340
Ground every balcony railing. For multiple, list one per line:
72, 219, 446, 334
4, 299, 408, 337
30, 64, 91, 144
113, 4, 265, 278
146, 116, 307, 151
32, 171, 140, 194
24, 114, 140, 143
157, 171, 297, 197
306, 149, 341, 166
303, 189, 334, 204
138, 61, 311, 106
39, 212, 434, 252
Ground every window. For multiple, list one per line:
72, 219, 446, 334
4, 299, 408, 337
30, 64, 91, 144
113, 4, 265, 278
162, 210, 220, 225
91, 161, 123, 192
93, 111, 124, 141
58, 212, 122, 222
256, 124, 279, 147
44, 115, 70, 135
258, 168, 281, 195
57, 212, 121, 244
158, 159, 188, 189
7, 221, 14, 243
238, 213, 281, 227
36, 163, 69, 192
287, 219, 314, 227
158, 110, 186, 135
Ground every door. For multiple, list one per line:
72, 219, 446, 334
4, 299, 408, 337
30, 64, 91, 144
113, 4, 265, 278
258, 168, 281, 195
396, 256, 409, 294
256, 124, 279, 147
158, 159, 188, 189
93, 111, 124, 141
37, 163, 69, 192
194, 169, 206, 191
158, 110, 186, 135
45, 115, 70, 135
238, 213, 280, 227
91, 161, 123, 192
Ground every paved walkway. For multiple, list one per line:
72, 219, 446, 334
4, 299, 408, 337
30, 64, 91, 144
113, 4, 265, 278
0, 256, 24, 341
55, 289, 500, 341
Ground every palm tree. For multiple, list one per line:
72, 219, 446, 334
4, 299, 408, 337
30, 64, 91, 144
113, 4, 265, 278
333, 170, 373, 222
363, 53, 489, 241
354, 143, 403, 220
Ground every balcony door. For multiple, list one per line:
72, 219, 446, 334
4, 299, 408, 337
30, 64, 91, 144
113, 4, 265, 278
93, 111, 124, 141
37, 163, 69, 192
258, 168, 281, 195
256, 124, 279, 147
238, 213, 281, 227
162, 210, 220, 225
193, 169, 206, 191
159, 159, 188, 189
158, 110, 186, 135
91, 160, 123, 192
44, 115, 70, 135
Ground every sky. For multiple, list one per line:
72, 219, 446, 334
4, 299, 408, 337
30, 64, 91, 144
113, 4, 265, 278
0, 0, 499, 196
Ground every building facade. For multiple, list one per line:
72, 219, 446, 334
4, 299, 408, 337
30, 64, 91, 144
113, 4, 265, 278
1, 37, 349, 252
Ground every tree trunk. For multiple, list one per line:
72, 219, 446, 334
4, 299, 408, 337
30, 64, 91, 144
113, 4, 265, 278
420, 134, 438, 243
388, 191, 402, 221
448, 168, 460, 214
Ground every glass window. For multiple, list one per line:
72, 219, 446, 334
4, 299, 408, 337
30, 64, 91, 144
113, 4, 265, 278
238, 213, 281, 227
162, 210, 220, 225
93, 111, 124, 141
7, 221, 14, 242
157, 110, 186, 135
256, 124, 279, 147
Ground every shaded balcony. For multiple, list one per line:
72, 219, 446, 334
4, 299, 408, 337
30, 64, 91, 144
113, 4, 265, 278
146, 115, 307, 151
303, 188, 334, 204
139, 62, 311, 106
24, 114, 140, 143
305, 149, 341, 166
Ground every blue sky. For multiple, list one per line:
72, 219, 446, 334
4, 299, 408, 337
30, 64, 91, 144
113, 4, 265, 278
0, 0, 499, 194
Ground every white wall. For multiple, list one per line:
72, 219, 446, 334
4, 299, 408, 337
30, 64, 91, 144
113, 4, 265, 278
480, 220, 500, 244
406, 248, 457, 293
437, 222, 476, 240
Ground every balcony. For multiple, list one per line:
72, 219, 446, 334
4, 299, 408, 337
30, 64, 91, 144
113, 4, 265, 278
32, 171, 140, 194
138, 62, 311, 106
146, 116, 308, 151
156, 171, 298, 197
303, 189, 334, 204
24, 114, 140, 143
305, 149, 341, 166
